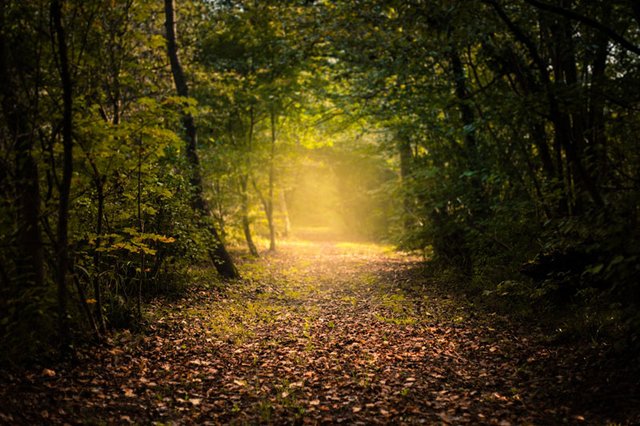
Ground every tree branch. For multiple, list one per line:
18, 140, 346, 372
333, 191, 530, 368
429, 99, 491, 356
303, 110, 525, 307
521, 0, 640, 55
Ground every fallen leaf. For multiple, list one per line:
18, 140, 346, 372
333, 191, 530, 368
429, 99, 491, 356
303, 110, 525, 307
42, 368, 56, 377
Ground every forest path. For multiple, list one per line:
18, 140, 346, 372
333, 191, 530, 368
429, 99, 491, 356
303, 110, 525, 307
0, 233, 633, 424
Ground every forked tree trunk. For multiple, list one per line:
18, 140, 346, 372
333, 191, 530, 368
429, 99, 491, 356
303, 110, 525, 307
163, 0, 239, 279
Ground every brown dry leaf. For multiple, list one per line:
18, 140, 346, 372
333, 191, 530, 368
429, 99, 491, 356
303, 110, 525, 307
1, 239, 637, 425
41, 368, 56, 377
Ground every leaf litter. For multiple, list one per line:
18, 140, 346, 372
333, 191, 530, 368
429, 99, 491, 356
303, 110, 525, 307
0, 239, 638, 424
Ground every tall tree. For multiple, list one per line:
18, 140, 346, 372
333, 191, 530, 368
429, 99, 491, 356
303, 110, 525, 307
164, 0, 239, 279
51, 0, 73, 350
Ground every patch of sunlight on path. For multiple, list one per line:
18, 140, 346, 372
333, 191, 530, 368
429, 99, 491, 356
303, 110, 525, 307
178, 230, 557, 425
2, 227, 575, 426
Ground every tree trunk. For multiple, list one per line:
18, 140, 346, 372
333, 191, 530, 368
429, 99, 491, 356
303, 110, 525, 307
212, 179, 227, 239
449, 48, 478, 159
279, 190, 291, 238
51, 0, 73, 352
587, 4, 610, 181
0, 4, 44, 291
163, 0, 238, 279
547, 11, 604, 209
93, 178, 106, 334
241, 106, 259, 256
449, 46, 488, 217
240, 175, 259, 257
267, 109, 277, 251
397, 131, 414, 232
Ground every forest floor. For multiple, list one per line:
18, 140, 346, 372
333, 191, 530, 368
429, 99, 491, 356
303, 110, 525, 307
1, 230, 639, 425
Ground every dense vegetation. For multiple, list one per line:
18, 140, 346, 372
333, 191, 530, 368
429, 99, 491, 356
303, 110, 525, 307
1, 0, 639, 367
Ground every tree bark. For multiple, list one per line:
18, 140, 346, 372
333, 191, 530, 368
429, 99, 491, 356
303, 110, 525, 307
279, 190, 291, 238
51, 0, 73, 352
522, 0, 640, 55
240, 175, 259, 257
241, 106, 259, 256
449, 46, 488, 219
93, 177, 106, 333
397, 131, 414, 232
163, 0, 239, 279
487, 0, 604, 209
545, 9, 604, 209
267, 108, 277, 251
449, 47, 478, 159
587, 4, 610, 181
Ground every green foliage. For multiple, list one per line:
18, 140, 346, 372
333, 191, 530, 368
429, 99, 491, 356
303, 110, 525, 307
0, 0, 223, 364
322, 0, 640, 349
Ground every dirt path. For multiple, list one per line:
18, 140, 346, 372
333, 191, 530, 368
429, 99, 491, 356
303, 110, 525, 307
1, 237, 637, 424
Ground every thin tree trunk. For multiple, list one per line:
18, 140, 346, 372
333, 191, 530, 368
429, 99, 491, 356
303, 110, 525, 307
51, 0, 73, 352
449, 48, 478, 159
267, 109, 276, 251
487, 0, 569, 212
279, 190, 291, 238
93, 178, 106, 333
241, 105, 259, 256
449, 46, 488, 218
163, 0, 238, 279
82, 152, 107, 333
240, 175, 259, 257
73, 274, 99, 338
136, 136, 144, 321
446, 46, 486, 275
397, 132, 414, 232
548, 12, 604, 209
587, 4, 610, 180
212, 179, 227, 239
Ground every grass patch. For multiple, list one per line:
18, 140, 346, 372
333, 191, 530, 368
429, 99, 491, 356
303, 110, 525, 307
207, 297, 287, 344
373, 292, 418, 326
